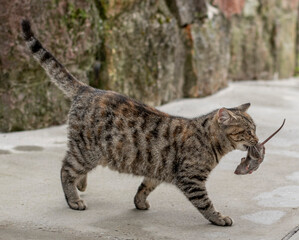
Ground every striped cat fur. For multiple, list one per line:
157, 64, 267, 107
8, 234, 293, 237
21, 20, 259, 226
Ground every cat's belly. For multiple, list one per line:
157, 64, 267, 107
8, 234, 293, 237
92, 145, 173, 182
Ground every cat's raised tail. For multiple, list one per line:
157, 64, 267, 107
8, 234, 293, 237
21, 19, 89, 99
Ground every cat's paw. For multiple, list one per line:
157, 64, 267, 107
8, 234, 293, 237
134, 196, 150, 210
68, 199, 87, 211
209, 213, 233, 226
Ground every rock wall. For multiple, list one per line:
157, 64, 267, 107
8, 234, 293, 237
97, 0, 185, 106
0, 0, 100, 132
98, 0, 231, 100
0, 0, 298, 132
229, 0, 299, 80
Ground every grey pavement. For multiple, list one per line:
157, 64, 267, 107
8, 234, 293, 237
1, 79, 299, 240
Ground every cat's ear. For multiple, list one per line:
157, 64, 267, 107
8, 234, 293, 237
217, 108, 235, 125
238, 103, 250, 112
228, 103, 250, 112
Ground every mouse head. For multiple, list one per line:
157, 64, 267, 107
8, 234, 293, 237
234, 144, 265, 175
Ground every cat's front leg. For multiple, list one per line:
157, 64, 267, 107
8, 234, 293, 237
175, 174, 233, 226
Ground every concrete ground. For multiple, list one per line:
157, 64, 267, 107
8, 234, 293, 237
1, 79, 299, 240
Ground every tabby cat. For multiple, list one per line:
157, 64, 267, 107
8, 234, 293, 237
21, 20, 259, 226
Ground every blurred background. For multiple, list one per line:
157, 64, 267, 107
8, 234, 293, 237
0, 0, 298, 132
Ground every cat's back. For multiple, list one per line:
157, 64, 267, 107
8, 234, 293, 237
68, 89, 169, 125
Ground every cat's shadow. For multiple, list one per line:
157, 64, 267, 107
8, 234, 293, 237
91, 204, 217, 234
52, 198, 226, 238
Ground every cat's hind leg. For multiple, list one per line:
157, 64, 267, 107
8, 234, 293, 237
61, 153, 88, 210
134, 177, 160, 210
77, 174, 87, 192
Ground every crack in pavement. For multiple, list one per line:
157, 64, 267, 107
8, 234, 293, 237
282, 225, 299, 240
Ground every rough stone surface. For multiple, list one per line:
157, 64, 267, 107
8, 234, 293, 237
98, 0, 185, 106
165, 0, 206, 26
186, 16, 230, 97
166, 0, 230, 98
1, 0, 299, 132
0, 0, 100, 132
214, 0, 245, 18
229, 0, 299, 80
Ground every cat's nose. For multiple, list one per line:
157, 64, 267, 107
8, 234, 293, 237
251, 138, 258, 145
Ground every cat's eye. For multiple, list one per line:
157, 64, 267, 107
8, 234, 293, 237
231, 130, 244, 135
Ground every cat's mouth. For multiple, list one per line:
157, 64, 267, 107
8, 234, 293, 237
243, 144, 250, 150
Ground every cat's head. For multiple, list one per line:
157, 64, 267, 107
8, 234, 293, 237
217, 103, 258, 151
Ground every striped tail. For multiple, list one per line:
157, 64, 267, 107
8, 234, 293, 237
21, 19, 89, 99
